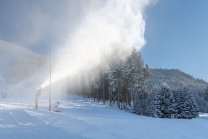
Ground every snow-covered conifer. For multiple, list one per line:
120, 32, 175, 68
145, 92, 155, 117
154, 87, 162, 118
204, 86, 208, 101
154, 84, 177, 118
177, 86, 198, 119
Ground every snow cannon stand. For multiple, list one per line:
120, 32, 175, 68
35, 86, 42, 109
53, 101, 62, 112
1, 91, 7, 98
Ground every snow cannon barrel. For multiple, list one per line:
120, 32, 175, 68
1, 90, 7, 98
35, 86, 42, 109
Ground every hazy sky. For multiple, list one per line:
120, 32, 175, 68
0, 0, 208, 81
0, 0, 97, 55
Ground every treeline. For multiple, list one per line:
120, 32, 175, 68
69, 45, 208, 119
144, 68, 208, 118
146, 69, 208, 92
73, 46, 150, 110
133, 85, 198, 119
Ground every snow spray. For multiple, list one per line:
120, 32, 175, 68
41, 0, 155, 89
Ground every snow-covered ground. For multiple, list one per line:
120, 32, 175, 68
1, 73, 208, 139
1, 95, 208, 139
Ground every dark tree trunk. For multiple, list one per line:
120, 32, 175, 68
94, 86, 96, 102
121, 85, 123, 110
117, 78, 120, 109
103, 73, 106, 104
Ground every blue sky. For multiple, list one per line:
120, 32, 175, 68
141, 0, 208, 81
0, 0, 208, 81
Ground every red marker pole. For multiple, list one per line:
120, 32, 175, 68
35, 98, 38, 109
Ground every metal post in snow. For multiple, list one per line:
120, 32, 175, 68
49, 36, 53, 111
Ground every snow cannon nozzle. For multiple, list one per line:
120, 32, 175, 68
35, 86, 42, 98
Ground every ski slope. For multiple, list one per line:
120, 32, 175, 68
1, 72, 208, 139
0, 95, 208, 139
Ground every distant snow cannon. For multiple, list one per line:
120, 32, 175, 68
53, 101, 62, 112
35, 86, 42, 109
1, 90, 7, 98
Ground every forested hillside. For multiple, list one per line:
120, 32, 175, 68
146, 69, 208, 92
0, 39, 47, 84
70, 45, 208, 118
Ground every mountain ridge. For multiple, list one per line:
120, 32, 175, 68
146, 68, 207, 91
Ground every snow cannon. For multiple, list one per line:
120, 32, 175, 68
35, 86, 42, 98
1, 90, 7, 98
35, 86, 42, 109
53, 101, 62, 112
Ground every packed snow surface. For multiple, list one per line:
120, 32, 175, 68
0, 95, 208, 139
1, 75, 208, 138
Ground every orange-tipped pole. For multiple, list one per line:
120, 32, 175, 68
35, 98, 38, 109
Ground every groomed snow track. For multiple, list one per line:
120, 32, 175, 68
0, 95, 208, 139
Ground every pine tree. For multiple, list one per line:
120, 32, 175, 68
189, 92, 199, 117
126, 47, 139, 103
132, 92, 139, 114
154, 85, 177, 118
176, 86, 198, 119
94, 68, 101, 102
145, 91, 155, 117
154, 87, 163, 118
204, 86, 208, 101
108, 48, 124, 108
143, 64, 151, 81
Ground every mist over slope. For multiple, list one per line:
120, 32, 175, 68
1, 39, 207, 92
0, 39, 47, 84
146, 69, 208, 91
